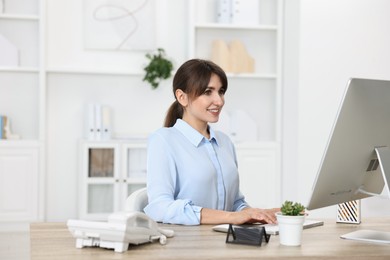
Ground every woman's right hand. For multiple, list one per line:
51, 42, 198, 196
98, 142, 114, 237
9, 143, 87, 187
230, 207, 280, 225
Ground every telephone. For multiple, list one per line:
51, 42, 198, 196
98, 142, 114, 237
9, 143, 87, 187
67, 211, 174, 253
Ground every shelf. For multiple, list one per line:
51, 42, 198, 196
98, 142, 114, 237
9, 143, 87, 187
0, 139, 41, 148
47, 68, 144, 77
0, 67, 39, 73
227, 73, 277, 79
195, 23, 278, 31
0, 14, 39, 21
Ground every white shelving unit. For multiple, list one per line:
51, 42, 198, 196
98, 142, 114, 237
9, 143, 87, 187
79, 140, 147, 220
0, 0, 283, 221
0, 0, 45, 221
188, 0, 283, 208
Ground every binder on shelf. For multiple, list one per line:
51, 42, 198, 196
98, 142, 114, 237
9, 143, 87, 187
85, 103, 112, 141
95, 104, 102, 140
101, 105, 112, 140
231, 0, 259, 25
217, 0, 231, 24
86, 103, 96, 140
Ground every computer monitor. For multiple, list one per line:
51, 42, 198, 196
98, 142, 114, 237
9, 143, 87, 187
306, 78, 390, 244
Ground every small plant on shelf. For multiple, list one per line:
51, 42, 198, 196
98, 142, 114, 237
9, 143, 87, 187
143, 48, 173, 89
280, 200, 305, 216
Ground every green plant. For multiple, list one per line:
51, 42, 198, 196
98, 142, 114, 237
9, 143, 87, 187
280, 200, 305, 216
143, 48, 173, 89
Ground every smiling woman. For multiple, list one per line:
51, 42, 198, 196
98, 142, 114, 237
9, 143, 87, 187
143, 59, 279, 225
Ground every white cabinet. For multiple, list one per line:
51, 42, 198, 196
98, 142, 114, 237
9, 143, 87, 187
0, 0, 44, 222
0, 142, 41, 221
79, 140, 147, 220
236, 143, 280, 209
189, 0, 283, 207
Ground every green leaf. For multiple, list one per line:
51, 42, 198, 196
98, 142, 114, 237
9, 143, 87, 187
143, 48, 173, 89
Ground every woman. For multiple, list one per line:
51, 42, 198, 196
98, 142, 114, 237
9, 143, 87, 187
144, 59, 279, 225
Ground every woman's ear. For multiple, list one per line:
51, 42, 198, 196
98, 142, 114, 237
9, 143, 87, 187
175, 89, 188, 107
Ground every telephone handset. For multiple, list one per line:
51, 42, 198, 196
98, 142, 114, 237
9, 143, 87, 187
67, 211, 174, 253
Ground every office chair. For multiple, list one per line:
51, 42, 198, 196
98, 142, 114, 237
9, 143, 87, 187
124, 187, 148, 212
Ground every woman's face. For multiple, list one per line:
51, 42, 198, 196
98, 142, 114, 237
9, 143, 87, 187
180, 73, 226, 131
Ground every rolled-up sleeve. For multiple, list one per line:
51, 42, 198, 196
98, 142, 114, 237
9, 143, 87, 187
144, 132, 202, 225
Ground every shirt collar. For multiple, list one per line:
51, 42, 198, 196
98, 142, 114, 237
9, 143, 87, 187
174, 119, 218, 147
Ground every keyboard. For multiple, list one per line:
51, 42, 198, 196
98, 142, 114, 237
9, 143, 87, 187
212, 219, 324, 235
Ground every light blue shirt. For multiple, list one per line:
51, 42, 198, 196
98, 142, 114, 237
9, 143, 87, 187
144, 119, 249, 225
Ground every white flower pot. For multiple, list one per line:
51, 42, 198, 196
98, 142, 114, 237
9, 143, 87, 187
276, 212, 305, 246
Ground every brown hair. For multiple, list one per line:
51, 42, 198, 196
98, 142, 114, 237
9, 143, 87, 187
164, 59, 228, 127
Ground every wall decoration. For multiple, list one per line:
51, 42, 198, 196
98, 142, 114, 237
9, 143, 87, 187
84, 0, 156, 51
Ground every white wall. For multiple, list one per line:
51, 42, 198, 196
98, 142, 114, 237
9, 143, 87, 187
45, 0, 187, 221
296, 0, 390, 218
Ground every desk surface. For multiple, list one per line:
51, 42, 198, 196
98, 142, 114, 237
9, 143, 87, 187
29, 218, 390, 260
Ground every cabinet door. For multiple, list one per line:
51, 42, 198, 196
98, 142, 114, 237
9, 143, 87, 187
80, 143, 119, 220
236, 145, 280, 208
121, 143, 147, 210
0, 147, 39, 221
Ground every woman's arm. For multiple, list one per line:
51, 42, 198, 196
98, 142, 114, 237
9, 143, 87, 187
200, 207, 280, 225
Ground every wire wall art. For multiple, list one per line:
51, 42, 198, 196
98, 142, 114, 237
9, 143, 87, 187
84, 0, 156, 51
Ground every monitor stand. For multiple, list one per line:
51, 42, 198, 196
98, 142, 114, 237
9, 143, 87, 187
340, 146, 390, 244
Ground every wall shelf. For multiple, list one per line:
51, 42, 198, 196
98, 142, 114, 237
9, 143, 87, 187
0, 14, 39, 21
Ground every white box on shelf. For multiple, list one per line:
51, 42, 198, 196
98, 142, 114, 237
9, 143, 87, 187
0, 34, 19, 67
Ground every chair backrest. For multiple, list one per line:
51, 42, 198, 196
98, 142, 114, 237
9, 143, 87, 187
124, 187, 148, 212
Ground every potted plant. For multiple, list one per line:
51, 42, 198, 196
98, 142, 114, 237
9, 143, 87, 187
276, 200, 306, 246
143, 48, 173, 89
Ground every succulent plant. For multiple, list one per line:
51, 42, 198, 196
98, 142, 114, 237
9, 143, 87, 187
280, 200, 305, 216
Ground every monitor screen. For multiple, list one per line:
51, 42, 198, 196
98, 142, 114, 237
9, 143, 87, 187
307, 78, 390, 210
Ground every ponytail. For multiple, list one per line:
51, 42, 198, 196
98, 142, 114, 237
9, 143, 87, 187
164, 100, 183, 127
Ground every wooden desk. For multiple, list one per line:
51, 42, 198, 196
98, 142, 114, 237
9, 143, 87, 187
30, 218, 390, 260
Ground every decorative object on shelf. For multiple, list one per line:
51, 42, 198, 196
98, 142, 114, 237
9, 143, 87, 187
211, 39, 254, 73
276, 201, 306, 246
0, 34, 19, 67
216, 0, 259, 25
0, 116, 21, 140
85, 103, 112, 141
337, 200, 361, 224
84, 0, 156, 51
143, 48, 173, 89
